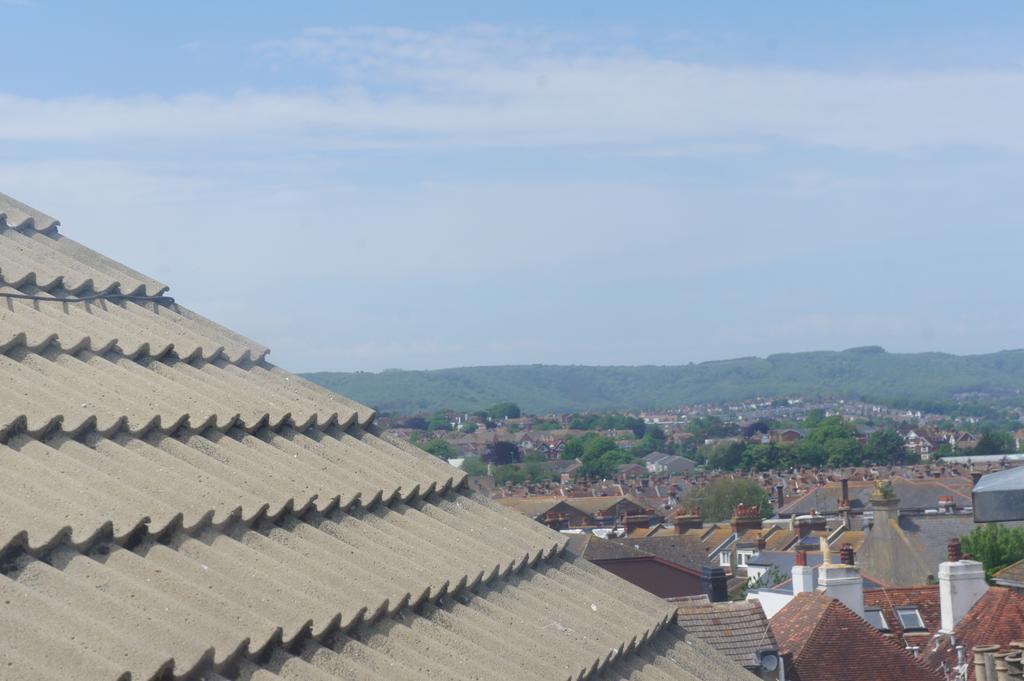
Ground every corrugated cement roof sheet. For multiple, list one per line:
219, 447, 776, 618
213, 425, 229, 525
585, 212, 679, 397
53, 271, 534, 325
0, 192, 757, 681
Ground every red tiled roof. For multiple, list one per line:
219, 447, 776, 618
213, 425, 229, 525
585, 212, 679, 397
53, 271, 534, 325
924, 588, 1024, 681
771, 592, 943, 681
864, 586, 942, 638
955, 588, 1024, 654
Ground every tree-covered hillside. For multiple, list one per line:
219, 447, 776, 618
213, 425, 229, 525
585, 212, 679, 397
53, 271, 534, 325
301, 347, 1024, 414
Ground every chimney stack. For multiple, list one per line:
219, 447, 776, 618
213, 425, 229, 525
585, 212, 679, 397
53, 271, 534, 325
792, 550, 816, 594
940, 538, 988, 634
731, 503, 763, 534
673, 508, 703, 533
841, 478, 849, 505
819, 545, 864, 618
624, 514, 650, 536
840, 543, 855, 565
775, 484, 785, 509
702, 565, 729, 603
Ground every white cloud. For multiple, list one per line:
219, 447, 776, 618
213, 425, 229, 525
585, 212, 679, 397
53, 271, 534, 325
2, 26, 1023, 153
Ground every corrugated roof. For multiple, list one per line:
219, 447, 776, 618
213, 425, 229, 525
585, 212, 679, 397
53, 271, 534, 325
0, 193, 757, 681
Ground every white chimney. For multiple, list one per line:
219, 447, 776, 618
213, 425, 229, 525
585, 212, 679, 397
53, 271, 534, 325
819, 541, 864, 618
793, 550, 815, 594
940, 538, 988, 634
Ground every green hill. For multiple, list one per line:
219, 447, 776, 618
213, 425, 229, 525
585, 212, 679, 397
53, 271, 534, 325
301, 347, 1024, 414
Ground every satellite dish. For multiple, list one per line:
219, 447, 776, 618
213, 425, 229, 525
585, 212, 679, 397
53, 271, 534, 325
760, 652, 780, 672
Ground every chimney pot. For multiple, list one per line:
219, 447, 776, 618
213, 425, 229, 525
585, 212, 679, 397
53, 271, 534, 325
795, 549, 808, 567
840, 543, 855, 566
949, 537, 963, 562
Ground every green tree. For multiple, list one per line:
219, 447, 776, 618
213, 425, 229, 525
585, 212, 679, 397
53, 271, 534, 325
864, 429, 912, 465
707, 441, 746, 470
493, 465, 527, 485
974, 431, 1016, 456
962, 523, 1024, 579
683, 478, 772, 523
485, 441, 522, 465
487, 402, 522, 419
804, 409, 826, 428
420, 439, 457, 459
428, 412, 453, 431
460, 422, 478, 434
461, 457, 488, 476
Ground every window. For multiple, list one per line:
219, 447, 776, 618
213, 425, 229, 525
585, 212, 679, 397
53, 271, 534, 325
896, 608, 926, 630
864, 609, 890, 631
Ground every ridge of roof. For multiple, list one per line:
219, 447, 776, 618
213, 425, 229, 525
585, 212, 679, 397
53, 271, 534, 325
0, 191, 59, 233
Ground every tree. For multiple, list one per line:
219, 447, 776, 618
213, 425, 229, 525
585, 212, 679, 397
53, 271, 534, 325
428, 413, 453, 431
804, 409, 826, 428
461, 457, 488, 476
484, 440, 522, 466
682, 478, 772, 523
974, 431, 1016, 457
487, 402, 521, 419
493, 465, 527, 485
707, 441, 746, 470
962, 523, 1024, 579
402, 416, 428, 430
420, 439, 457, 459
864, 429, 912, 465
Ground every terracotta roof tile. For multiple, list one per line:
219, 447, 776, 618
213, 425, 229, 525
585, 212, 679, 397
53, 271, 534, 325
771, 592, 943, 681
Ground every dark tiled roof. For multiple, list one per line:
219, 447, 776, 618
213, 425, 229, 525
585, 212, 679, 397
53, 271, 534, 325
624, 535, 714, 572
780, 478, 972, 516
857, 513, 1021, 587
567, 533, 654, 561
0, 193, 757, 681
675, 598, 777, 667
994, 557, 1024, 586
771, 592, 943, 681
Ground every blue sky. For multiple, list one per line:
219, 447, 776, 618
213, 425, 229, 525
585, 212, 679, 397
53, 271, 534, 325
3, 1, 1024, 372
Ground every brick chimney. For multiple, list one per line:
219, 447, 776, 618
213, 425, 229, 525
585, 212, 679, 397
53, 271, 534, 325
731, 503, 763, 534
673, 508, 702, 533
940, 537, 988, 634
775, 484, 785, 509
702, 565, 729, 603
624, 514, 650, 536
841, 478, 850, 505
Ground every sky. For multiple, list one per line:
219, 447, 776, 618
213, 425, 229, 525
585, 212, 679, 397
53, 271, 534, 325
3, 2, 1024, 373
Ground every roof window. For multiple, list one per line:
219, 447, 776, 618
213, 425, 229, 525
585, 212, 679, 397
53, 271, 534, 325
864, 608, 890, 631
895, 607, 926, 630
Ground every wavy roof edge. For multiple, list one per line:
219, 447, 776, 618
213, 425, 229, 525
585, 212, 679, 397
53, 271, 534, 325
1, 192, 170, 296
0, 191, 59, 233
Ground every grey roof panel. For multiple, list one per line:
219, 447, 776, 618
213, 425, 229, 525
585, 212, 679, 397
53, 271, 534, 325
0, 192, 758, 681
0, 284, 267, 361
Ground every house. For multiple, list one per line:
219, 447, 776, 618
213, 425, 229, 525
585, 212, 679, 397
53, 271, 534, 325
923, 539, 1024, 680
641, 451, 697, 474
857, 483, 1014, 586
904, 428, 944, 459
770, 591, 943, 681
565, 533, 706, 599
0, 193, 758, 680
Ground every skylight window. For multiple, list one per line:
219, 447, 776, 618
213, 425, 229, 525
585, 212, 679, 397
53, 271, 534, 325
896, 608, 926, 630
864, 609, 890, 631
